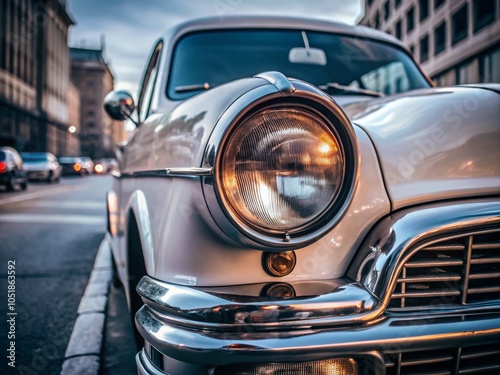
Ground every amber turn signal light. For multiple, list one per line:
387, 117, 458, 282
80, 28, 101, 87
263, 251, 296, 277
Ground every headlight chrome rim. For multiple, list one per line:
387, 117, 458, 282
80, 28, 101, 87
219, 106, 346, 237
202, 82, 359, 250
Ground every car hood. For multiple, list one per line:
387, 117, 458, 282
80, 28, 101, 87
336, 86, 500, 209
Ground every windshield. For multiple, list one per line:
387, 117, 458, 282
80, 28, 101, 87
168, 29, 429, 100
21, 153, 48, 162
59, 157, 80, 163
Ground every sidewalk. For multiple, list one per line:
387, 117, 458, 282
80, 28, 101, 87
60, 239, 136, 375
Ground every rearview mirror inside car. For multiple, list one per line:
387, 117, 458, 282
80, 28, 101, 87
289, 47, 327, 66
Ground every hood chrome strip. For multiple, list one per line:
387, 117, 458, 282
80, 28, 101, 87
112, 167, 213, 178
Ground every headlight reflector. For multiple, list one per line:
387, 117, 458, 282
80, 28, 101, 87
220, 108, 344, 236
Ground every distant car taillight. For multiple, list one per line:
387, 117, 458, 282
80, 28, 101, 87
74, 163, 82, 172
0, 161, 7, 172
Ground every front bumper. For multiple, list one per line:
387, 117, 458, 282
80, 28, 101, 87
135, 277, 500, 375
26, 170, 50, 180
135, 200, 500, 374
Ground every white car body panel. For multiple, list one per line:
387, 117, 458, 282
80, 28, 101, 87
112, 123, 390, 287
349, 86, 500, 210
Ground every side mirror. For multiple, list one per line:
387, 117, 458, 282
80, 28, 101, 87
104, 91, 136, 122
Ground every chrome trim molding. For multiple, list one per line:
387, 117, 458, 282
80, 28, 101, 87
112, 167, 213, 179
349, 199, 500, 307
136, 306, 500, 366
137, 276, 380, 330
254, 71, 296, 96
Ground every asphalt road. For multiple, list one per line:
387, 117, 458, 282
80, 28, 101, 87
0, 175, 110, 374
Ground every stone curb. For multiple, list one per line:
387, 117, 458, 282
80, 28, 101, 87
60, 239, 113, 375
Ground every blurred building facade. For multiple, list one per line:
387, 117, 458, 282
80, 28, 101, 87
70, 47, 126, 159
360, 0, 500, 85
0, 0, 79, 154
67, 81, 80, 154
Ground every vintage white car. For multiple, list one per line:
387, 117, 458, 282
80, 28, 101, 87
104, 15, 500, 375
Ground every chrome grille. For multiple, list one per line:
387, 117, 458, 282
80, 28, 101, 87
385, 343, 500, 375
389, 230, 500, 309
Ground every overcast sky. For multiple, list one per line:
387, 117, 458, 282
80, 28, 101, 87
68, 0, 364, 95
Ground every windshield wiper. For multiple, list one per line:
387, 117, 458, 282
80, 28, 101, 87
175, 83, 211, 93
318, 82, 384, 97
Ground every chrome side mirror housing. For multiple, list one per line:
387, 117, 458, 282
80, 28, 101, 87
104, 90, 136, 121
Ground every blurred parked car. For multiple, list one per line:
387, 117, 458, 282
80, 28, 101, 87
93, 158, 118, 174
0, 147, 28, 191
21, 152, 62, 183
104, 16, 500, 375
79, 157, 94, 174
58, 157, 84, 176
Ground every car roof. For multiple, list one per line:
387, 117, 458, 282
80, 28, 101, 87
160, 15, 407, 51
21, 152, 49, 156
0, 147, 20, 155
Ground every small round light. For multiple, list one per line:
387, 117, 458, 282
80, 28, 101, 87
261, 283, 296, 299
220, 108, 344, 237
263, 251, 296, 277
68, 126, 76, 133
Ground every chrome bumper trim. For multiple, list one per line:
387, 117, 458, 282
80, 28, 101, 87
136, 349, 169, 375
136, 306, 500, 366
137, 276, 380, 331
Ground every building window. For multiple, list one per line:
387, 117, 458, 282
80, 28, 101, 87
395, 19, 402, 40
452, 4, 469, 45
473, 0, 496, 33
395, 0, 402, 9
368, 0, 374, 6
384, 0, 391, 21
420, 35, 429, 63
457, 59, 479, 84
374, 10, 381, 29
434, 0, 445, 9
481, 48, 500, 83
434, 21, 446, 56
419, 0, 430, 21
406, 6, 415, 33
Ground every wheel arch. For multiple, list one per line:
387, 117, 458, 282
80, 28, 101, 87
125, 190, 156, 279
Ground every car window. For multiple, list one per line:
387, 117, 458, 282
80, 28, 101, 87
167, 29, 429, 100
21, 154, 48, 162
59, 157, 78, 163
0, 151, 6, 162
361, 61, 411, 94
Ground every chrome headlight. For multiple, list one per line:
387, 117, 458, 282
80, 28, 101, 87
204, 81, 358, 249
221, 108, 344, 234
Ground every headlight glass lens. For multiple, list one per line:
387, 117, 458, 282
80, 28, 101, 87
221, 108, 344, 234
